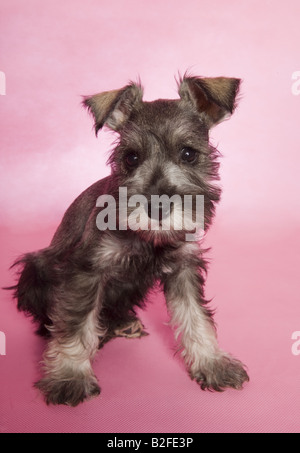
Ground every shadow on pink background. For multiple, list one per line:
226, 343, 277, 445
1, 0, 300, 433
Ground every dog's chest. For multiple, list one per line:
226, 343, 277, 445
95, 233, 164, 278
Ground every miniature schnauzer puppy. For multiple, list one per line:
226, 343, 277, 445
10, 74, 249, 406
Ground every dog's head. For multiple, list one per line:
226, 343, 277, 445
83, 75, 240, 244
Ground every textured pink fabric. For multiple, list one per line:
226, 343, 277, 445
1, 0, 300, 433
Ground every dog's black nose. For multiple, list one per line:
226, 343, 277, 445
146, 201, 171, 222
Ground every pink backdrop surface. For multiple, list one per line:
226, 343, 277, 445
1, 0, 300, 433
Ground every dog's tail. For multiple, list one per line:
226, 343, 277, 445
5, 249, 57, 336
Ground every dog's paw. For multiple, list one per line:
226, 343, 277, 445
35, 374, 101, 406
191, 354, 249, 392
114, 318, 148, 338
98, 318, 148, 349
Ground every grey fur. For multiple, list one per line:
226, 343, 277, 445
9, 75, 249, 405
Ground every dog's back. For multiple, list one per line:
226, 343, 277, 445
10, 176, 111, 335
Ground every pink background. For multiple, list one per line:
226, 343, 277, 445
1, 0, 300, 433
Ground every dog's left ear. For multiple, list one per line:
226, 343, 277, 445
83, 82, 143, 135
178, 76, 241, 127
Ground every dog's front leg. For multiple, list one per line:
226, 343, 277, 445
163, 244, 249, 391
36, 273, 104, 406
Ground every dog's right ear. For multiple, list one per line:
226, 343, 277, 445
83, 82, 143, 135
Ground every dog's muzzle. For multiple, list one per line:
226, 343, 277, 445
146, 200, 172, 222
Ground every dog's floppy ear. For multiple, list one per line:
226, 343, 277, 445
83, 82, 143, 135
178, 76, 241, 127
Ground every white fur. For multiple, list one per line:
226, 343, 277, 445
165, 244, 224, 375
43, 308, 103, 379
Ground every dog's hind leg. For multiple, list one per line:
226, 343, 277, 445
98, 317, 148, 348
97, 272, 152, 348
113, 318, 148, 338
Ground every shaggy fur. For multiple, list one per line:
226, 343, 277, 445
8, 75, 249, 406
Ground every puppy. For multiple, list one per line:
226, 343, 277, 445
10, 75, 249, 405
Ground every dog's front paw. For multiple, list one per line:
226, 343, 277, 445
191, 354, 249, 392
35, 374, 101, 406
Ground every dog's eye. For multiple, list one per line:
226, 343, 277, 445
125, 152, 139, 168
181, 147, 197, 164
